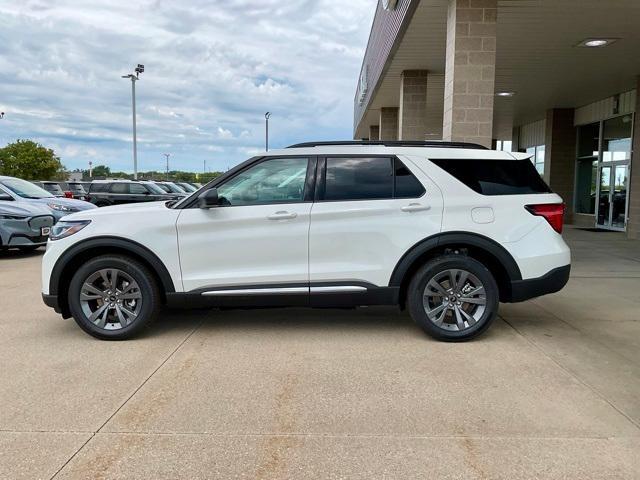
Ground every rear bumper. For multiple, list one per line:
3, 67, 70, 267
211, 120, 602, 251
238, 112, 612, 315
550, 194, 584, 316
508, 264, 571, 303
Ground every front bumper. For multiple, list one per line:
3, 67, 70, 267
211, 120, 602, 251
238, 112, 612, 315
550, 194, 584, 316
508, 264, 571, 303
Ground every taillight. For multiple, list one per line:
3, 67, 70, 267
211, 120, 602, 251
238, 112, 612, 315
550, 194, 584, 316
64, 191, 73, 198
525, 203, 565, 234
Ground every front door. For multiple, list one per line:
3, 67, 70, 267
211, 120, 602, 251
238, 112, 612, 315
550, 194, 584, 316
176, 156, 313, 292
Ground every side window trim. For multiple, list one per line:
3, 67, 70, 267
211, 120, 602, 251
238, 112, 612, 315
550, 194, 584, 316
315, 155, 426, 202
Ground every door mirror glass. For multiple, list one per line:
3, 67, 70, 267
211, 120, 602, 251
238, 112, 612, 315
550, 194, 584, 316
198, 188, 220, 209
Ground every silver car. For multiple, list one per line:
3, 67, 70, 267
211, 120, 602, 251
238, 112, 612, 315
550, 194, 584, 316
0, 200, 54, 251
0, 176, 97, 222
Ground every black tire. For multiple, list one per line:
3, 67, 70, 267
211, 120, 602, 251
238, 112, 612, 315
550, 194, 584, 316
68, 255, 161, 340
407, 255, 499, 342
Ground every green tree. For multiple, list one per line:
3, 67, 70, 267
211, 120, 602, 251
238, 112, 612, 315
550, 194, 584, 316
90, 165, 111, 178
0, 139, 65, 180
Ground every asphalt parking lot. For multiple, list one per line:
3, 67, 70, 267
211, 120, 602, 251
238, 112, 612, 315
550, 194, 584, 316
1, 227, 639, 479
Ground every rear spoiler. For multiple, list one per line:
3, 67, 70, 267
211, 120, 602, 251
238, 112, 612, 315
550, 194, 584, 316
509, 152, 534, 161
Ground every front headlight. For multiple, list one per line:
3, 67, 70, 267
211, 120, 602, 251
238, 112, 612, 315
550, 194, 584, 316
47, 203, 74, 212
50, 220, 91, 241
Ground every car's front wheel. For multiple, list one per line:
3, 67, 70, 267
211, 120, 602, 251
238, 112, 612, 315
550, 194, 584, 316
407, 255, 499, 341
68, 255, 160, 340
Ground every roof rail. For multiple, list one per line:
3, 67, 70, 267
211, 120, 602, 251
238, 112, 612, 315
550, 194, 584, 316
286, 140, 487, 150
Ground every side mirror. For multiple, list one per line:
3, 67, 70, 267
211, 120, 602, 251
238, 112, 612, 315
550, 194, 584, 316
0, 193, 13, 201
198, 188, 221, 209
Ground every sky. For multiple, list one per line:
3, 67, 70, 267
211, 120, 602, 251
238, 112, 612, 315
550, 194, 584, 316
0, 0, 375, 173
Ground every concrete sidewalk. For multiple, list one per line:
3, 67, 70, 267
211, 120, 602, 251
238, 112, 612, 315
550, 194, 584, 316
0, 227, 638, 479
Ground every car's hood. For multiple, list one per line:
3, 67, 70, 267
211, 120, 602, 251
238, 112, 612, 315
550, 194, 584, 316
26, 197, 97, 211
0, 200, 53, 217
63, 200, 171, 221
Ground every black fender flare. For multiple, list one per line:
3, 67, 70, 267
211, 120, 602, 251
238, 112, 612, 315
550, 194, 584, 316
49, 236, 176, 295
389, 231, 522, 287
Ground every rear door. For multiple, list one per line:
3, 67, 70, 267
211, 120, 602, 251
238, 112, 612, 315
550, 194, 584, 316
308, 155, 443, 288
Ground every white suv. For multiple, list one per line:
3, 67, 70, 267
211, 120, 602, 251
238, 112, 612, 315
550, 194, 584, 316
42, 141, 570, 341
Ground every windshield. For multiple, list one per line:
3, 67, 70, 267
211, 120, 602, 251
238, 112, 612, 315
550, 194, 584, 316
165, 183, 185, 193
1, 178, 54, 199
142, 182, 167, 194
45, 183, 64, 194
156, 183, 171, 193
178, 183, 197, 192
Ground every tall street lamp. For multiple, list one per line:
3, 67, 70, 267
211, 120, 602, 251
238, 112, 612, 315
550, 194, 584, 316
163, 153, 171, 180
265, 112, 271, 151
122, 64, 144, 179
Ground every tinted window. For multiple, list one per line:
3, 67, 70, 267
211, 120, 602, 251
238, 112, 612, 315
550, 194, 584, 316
324, 157, 393, 201
395, 158, 425, 198
217, 157, 309, 206
430, 158, 552, 196
109, 183, 129, 194
44, 183, 64, 194
130, 183, 148, 194
89, 183, 108, 193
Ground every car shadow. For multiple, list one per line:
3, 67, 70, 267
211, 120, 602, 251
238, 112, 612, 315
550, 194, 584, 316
0, 247, 44, 259
144, 306, 422, 338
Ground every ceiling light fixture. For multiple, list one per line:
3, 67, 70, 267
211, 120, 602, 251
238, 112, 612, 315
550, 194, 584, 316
496, 91, 515, 97
577, 38, 618, 48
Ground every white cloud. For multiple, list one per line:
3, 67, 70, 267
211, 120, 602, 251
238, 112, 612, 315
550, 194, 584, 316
0, 0, 376, 173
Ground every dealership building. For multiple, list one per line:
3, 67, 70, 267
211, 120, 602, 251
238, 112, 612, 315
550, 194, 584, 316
354, 0, 640, 238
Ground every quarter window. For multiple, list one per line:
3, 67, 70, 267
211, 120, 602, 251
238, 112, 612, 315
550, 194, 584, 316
217, 157, 309, 206
394, 158, 425, 198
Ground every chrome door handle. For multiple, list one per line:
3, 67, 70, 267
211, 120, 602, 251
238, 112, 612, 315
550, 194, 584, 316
267, 211, 298, 220
401, 203, 430, 212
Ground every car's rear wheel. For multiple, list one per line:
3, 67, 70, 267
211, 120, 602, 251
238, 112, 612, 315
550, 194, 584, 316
68, 255, 160, 340
407, 255, 498, 341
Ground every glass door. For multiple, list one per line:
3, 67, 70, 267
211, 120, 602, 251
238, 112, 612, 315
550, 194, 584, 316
594, 115, 632, 231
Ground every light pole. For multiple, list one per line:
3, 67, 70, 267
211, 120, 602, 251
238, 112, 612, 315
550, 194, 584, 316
265, 112, 271, 151
163, 153, 171, 180
122, 64, 144, 179
89, 161, 93, 178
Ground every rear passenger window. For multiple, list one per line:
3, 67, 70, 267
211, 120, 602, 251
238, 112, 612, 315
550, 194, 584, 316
89, 183, 108, 193
324, 157, 393, 201
430, 158, 552, 196
395, 158, 425, 198
109, 183, 128, 194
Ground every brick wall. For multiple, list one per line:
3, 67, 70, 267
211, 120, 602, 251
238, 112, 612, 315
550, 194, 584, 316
379, 107, 399, 141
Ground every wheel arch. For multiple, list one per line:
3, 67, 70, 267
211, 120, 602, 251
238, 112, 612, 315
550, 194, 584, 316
390, 232, 522, 306
50, 236, 176, 318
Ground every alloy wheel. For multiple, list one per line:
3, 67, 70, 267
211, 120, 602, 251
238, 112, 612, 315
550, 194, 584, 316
79, 268, 143, 330
422, 268, 487, 332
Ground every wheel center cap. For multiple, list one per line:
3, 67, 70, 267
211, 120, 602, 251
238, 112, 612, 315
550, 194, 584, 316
110, 296, 116, 302
449, 296, 457, 303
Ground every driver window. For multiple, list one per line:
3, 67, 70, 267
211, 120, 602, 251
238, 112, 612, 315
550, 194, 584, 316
217, 157, 309, 206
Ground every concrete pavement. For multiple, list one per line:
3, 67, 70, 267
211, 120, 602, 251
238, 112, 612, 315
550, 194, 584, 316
0, 227, 639, 479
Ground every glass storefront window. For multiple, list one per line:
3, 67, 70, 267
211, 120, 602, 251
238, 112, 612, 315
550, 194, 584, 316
526, 145, 545, 175
602, 115, 632, 162
575, 122, 600, 214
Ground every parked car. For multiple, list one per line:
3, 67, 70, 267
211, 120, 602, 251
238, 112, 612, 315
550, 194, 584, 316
64, 182, 89, 201
32, 181, 66, 198
87, 180, 181, 207
154, 181, 188, 196
0, 199, 54, 252
175, 182, 198, 193
42, 141, 571, 341
0, 176, 96, 222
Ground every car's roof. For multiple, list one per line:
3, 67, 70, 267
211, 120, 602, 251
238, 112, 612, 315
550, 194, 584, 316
260, 145, 523, 160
